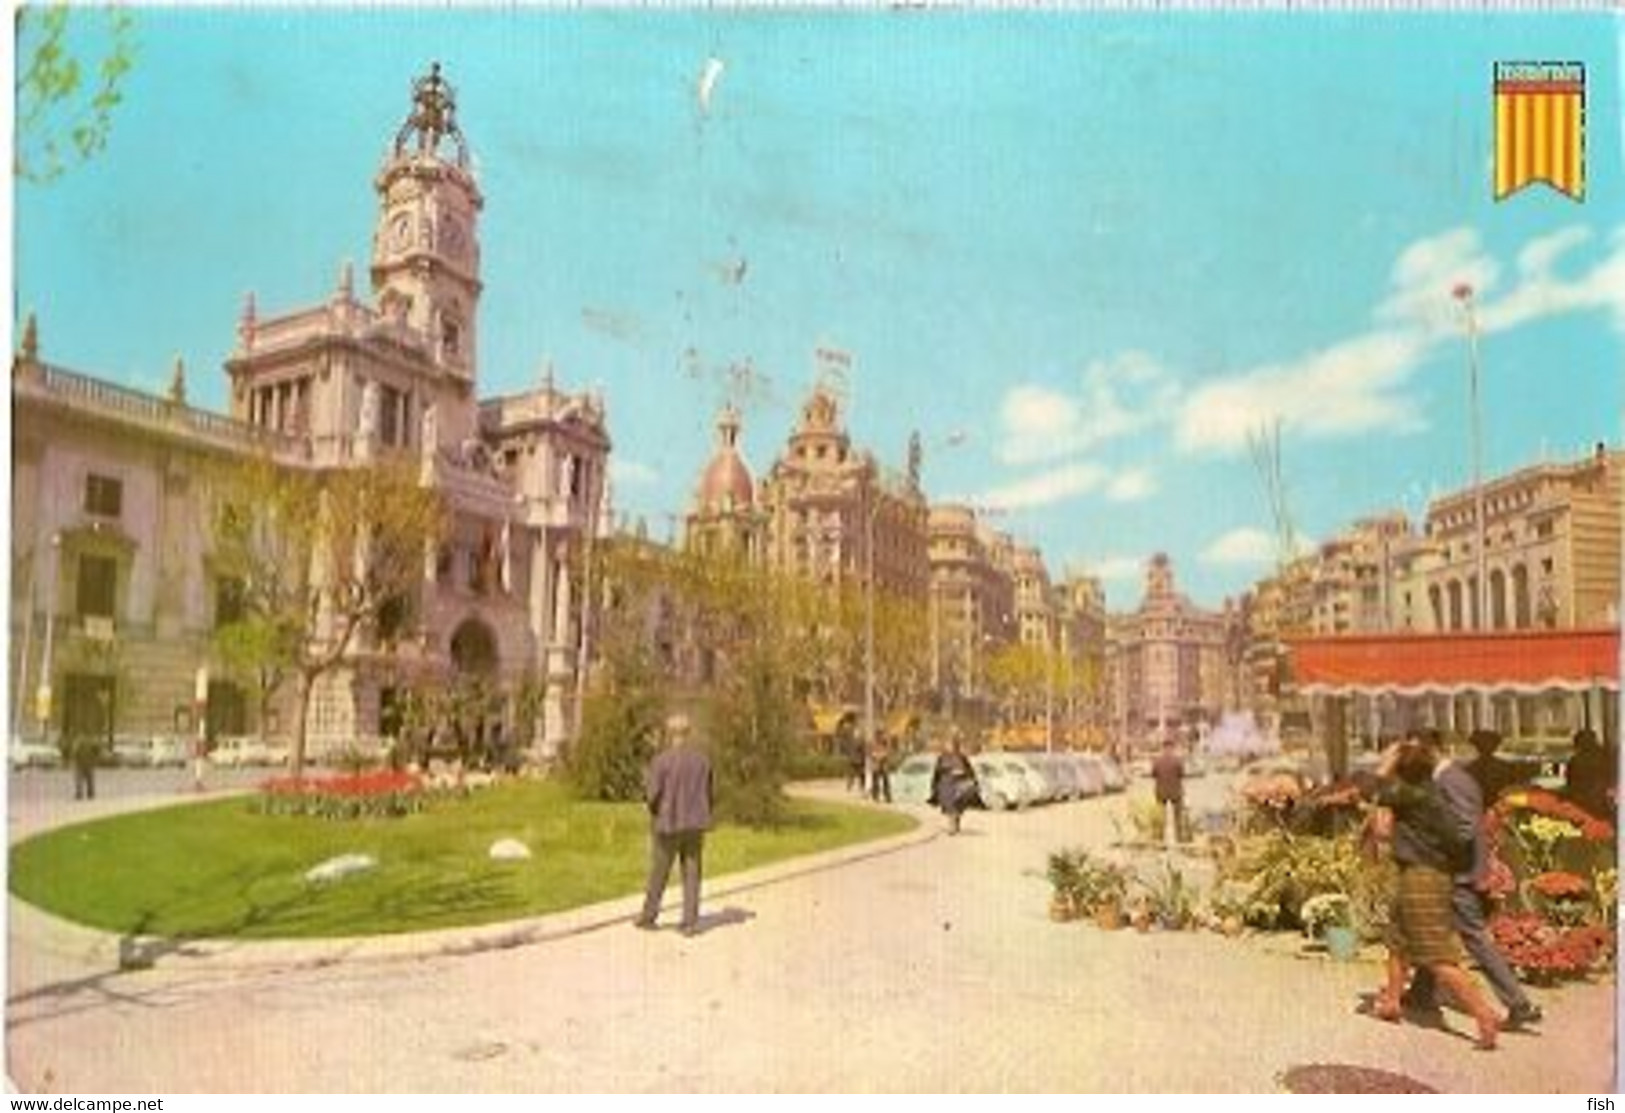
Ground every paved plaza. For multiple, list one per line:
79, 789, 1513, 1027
5, 771, 1617, 1093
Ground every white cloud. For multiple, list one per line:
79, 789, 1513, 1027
975, 461, 1108, 511
1175, 330, 1428, 454
1479, 224, 1625, 335
1080, 555, 1144, 583
610, 458, 659, 486
1200, 527, 1279, 566
1377, 227, 1501, 333
1105, 467, 1156, 503
997, 351, 1177, 466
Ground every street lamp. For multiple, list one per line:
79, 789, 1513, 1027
1455, 281, 1492, 728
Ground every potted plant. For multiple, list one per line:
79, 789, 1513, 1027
1046, 849, 1082, 922
1141, 860, 1198, 931
1084, 858, 1132, 930
1300, 892, 1358, 960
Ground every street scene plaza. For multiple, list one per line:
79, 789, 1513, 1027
8, 8, 1623, 1094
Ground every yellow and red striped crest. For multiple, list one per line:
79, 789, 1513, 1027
1494, 62, 1585, 202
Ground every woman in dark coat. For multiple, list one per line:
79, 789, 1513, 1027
1371, 737, 1500, 1050
930, 737, 979, 835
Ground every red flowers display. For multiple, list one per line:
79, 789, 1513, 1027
1530, 871, 1590, 900
1490, 912, 1615, 981
256, 770, 426, 819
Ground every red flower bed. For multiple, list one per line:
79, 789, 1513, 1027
1530, 870, 1591, 900
255, 770, 426, 819
1490, 913, 1614, 980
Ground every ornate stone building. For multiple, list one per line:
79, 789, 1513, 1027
10, 66, 609, 760
926, 506, 1017, 717
757, 386, 929, 604
1422, 445, 1621, 633
685, 403, 764, 562
1107, 553, 1238, 749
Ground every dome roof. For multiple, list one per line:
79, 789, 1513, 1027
698, 450, 755, 512
696, 402, 755, 512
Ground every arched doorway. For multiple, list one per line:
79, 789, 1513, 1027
447, 617, 502, 766
449, 618, 498, 676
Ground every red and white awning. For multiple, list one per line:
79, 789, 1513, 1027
1285, 628, 1621, 698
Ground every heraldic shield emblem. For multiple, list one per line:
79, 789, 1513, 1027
1495, 61, 1585, 201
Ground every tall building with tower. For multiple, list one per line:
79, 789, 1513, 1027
11, 65, 609, 761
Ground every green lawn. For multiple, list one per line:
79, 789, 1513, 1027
9, 781, 916, 940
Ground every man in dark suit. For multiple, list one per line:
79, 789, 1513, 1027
1406, 729, 1543, 1030
634, 712, 714, 937
1465, 728, 1523, 806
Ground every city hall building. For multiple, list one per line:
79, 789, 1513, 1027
10, 66, 610, 761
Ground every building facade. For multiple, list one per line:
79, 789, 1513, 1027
1422, 445, 1621, 634
1107, 553, 1238, 750
10, 66, 609, 760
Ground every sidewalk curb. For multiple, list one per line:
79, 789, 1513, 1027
10, 789, 939, 977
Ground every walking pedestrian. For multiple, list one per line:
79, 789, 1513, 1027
1370, 736, 1500, 1050
1404, 729, 1543, 1029
1151, 739, 1188, 845
930, 736, 979, 835
842, 724, 866, 796
1565, 728, 1615, 821
67, 729, 101, 801
869, 732, 893, 804
633, 712, 714, 937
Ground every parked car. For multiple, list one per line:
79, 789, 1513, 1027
1067, 753, 1107, 797
993, 752, 1055, 805
9, 736, 61, 770
970, 755, 1032, 811
112, 734, 187, 768
211, 736, 283, 767
891, 753, 938, 805
1095, 754, 1127, 792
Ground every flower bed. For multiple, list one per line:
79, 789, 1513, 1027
1489, 912, 1615, 984
253, 771, 429, 819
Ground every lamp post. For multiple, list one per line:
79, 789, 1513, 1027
863, 496, 878, 783
1455, 281, 1492, 729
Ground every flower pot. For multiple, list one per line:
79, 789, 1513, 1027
1323, 925, 1359, 962
1049, 894, 1076, 923
1094, 902, 1124, 931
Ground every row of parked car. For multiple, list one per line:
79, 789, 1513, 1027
8, 734, 292, 770
889, 749, 1128, 811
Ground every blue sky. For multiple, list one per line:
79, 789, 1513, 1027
13, 8, 1623, 611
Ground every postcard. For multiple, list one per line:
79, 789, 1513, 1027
8, 4, 1620, 1096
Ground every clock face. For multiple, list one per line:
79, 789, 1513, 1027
389, 212, 414, 251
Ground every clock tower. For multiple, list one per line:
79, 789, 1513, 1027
371, 63, 483, 392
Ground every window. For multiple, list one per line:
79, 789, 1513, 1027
77, 554, 117, 619
84, 474, 122, 518
1536, 520, 1555, 539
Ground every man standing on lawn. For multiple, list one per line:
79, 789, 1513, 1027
634, 712, 714, 937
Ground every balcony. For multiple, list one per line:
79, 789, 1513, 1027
21, 361, 309, 460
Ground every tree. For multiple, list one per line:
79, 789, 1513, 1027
707, 638, 797, 826
210, 455, 444, 778
16, 5, 137, 183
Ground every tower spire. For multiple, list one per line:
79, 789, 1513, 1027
392, 62, 469, 167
